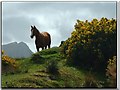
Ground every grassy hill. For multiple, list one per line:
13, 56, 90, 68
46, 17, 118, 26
2, 47, 107, 88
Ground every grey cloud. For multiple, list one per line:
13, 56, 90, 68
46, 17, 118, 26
3, 2, 116, 18
3, 16, 32, 43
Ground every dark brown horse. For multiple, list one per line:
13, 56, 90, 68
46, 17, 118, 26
30, 26, 51, 52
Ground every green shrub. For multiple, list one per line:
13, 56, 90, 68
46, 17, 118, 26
106, 56, 116, 87
39, 47, 60, 55
31, 52, 44, 64
61, 18, 116, 72
46, 60, 59, 75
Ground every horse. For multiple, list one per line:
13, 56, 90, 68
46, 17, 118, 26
30, 25, 51, 52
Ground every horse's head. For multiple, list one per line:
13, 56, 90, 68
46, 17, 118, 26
30, 26, 38, 38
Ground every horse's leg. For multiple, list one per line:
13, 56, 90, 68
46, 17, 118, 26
42, 47, 44, 50
45, 46, 47, 49
36, 46, 39, 52
48, 44, 50, 49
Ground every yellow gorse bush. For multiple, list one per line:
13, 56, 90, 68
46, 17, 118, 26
61, 17, 116, 72
2, 50, 17, 68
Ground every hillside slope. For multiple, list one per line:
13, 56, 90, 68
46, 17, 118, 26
2, 47, 106, 88
2, 47, 86, 88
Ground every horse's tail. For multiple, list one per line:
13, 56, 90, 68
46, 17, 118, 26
47, 33, 51, 48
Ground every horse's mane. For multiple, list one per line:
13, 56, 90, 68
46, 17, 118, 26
36, 28, 40, 33
35, 28, 44, 37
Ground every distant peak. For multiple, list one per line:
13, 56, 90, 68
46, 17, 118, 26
11, 42, 17, 44
2, 42, 27, 46
18, 42, 28, 47
2, 41, 33, 58
19, 42, 26, 44
13, 42, 17, 44
3, 42, 17, 46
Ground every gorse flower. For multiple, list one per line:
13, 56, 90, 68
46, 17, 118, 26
2, 50, 4, 55
2, 50, 17, 68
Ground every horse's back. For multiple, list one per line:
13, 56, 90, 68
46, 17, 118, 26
41, 32, 50, 37
41, 32, 51, 45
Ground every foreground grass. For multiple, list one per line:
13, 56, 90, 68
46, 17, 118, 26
2, 47, 106, 88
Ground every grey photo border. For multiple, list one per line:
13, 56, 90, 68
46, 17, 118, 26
0, 1, 119, 90
0, 1, 2, 90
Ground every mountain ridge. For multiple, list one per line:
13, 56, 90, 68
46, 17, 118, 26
2, 42, 33, 58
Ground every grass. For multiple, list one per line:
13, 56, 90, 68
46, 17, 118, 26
2, 47, 107, 88
58, 66, 85, 87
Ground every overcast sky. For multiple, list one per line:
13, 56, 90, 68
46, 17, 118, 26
2, 1, 116, 53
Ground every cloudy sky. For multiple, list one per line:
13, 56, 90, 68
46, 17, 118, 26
2, 1, 116, 53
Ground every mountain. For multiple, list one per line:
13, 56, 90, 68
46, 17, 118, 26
2, 42, 33, 58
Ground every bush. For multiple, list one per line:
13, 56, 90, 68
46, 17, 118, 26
39, 47, 59, 55
46, 60, 59, 75
106, 56, 116, 87
31, 52, 44, 64
2, 50, 17, 73
61, 18, 116, 72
